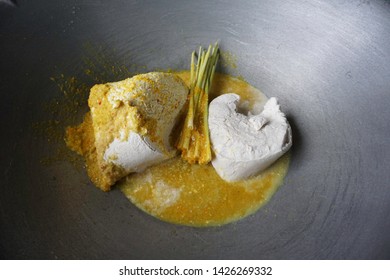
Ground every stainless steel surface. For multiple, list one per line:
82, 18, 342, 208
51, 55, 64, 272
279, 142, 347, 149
1, 0, 390, 259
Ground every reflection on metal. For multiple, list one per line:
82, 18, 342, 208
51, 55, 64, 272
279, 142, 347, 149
0, 0, 18, 7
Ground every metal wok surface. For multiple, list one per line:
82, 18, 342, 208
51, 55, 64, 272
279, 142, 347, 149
1, 0, 390, 259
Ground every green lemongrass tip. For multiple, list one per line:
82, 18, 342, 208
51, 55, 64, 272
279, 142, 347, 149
190, 52, 196, 85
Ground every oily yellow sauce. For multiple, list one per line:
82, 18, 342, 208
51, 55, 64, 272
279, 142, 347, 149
119, 154, 289, 227
119, 72, 290, 227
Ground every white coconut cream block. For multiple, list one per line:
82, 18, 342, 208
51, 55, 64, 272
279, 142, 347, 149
88, 72, 188, 190
209, 94, 292, 182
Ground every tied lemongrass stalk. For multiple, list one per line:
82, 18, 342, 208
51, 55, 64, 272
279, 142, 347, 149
177, 42, 220, 164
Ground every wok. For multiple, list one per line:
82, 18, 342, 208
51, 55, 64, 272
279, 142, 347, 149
1, 0, 389, 259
